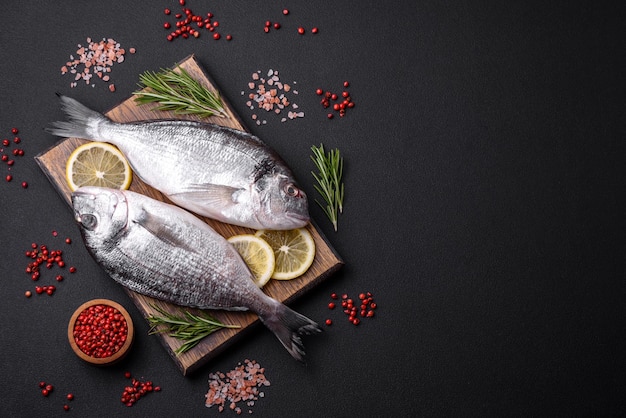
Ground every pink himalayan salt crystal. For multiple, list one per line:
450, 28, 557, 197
61, 37, 134, 92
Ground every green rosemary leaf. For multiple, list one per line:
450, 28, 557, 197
311, 144, 344, 231
133, 66, 229, 119
146, 305, 239, 355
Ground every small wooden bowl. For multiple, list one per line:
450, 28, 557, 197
68, 299, 134, 365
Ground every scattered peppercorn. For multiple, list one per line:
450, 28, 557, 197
120, 372, 160, 407
317, 82, 355, 119
326, 291, 377, 326
163, 2, 228, 42
23, 239, 75, 297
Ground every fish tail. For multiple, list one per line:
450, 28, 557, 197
45, 94, 110, 141
260, 304, 321, 362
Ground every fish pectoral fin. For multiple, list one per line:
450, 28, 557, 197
133, 209, 195, 252
169, 183, 246, 209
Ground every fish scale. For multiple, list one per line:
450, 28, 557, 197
47, 95, 309, 230
71, 186, 320, 361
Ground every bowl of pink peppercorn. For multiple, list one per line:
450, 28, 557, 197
68, 299, 134, 365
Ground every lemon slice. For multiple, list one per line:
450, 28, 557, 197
227, 234, 276, 287
66, 142, 132, 192
255, 228, 315, 280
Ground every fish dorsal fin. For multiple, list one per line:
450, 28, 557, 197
133, 207, 195, 252
168, 183, 247, 210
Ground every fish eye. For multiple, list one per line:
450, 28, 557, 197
283, 183, 300, 197
80, 214, 98, 230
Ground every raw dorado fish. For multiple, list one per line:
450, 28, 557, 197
71, 186, 320, 361
48, 95, 309, 230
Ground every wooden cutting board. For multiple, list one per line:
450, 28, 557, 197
36, 54, 343, 376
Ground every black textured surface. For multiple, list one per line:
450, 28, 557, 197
1, 1, 625, 416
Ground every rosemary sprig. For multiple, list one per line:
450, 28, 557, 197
311, 144, 344, 231
133, 66, 229, 119
146, 305, 240, 355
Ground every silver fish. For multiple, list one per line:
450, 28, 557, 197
48, 95, 309, 230
71, 186, 320, 361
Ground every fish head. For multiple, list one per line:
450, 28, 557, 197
254, 173, 310, 229
71, 186, 129, 244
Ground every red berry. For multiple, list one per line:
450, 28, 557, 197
164, 8, 171, 15
11, 128, 18, 134
6, 175, 12, 182
226, 34, 232, 41
311, 27, 319, 34
273, 22, 281, 29
325, 319, 332, 326
63, 405, 70, 411
328, 302, 335, 309
282, 9, 289, 15
21, 181, 28, 189
330, 293, 338, 299
297, 27, 305, 35
213, 33, 221, 40
67, 393, 74, 401
316, 88, 323, 95
327, 113, 333, 119
164, 22, 171, 29
343, 81, 350, 87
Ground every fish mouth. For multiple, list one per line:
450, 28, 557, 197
286, 212, 310, 225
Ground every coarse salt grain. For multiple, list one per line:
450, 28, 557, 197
243, 70, 303, 124
61, 38, 134, 92
205, 359, 269, 414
